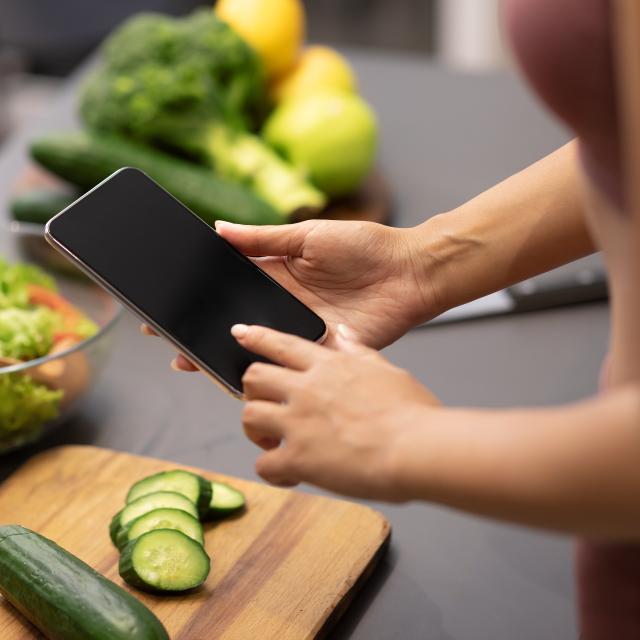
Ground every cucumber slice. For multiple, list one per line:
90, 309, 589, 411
119, 529, 210, 593
204, 481, 246, 520
109, 509, 124, 547
116, 508, 204, 551
120, 491, 198, 530
126, 470, 212, 519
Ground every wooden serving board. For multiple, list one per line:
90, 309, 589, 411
0, 446, 390, 639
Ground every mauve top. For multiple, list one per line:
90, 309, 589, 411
503, 1, 640, 637
504, 0, 622, 207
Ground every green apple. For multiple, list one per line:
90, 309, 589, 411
263, 89, 378, 197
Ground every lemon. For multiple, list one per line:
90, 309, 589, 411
270, 45, 357, 103
215, 0, 304, 80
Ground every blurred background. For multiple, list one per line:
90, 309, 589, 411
0, 0, 507, 142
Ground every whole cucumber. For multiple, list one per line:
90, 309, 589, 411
0, 525, 169, 640
10, 188, 81, 225
30, 131, 283, 226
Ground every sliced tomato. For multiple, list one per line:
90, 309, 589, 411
52, 331, 84, 346
27, 284, 82, 331
27, 284, 78, 314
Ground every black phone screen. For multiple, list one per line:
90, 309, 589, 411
46, 168, 326, 395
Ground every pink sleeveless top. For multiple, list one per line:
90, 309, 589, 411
503, 1, 640, 636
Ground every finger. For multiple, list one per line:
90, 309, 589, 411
242, 400, 288, 439
141, 324, 158, 336
255, 448, 299, 487
215, 220, 312, 257
242, 362, 297, 401
171, 353, 199, 372
244, 429, 282, 451
232, 324, 325, 370
254, 437, 283, 451
242, 401, 287, 451
243, 420, 281, 450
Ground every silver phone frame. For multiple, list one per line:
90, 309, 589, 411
44, 168, 328, 400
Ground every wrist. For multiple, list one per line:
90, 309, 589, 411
397, 212, 468, 321
384, 401, 448, 502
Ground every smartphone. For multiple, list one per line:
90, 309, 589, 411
45, 168, 327, 397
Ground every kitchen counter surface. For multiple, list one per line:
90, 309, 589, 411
0, 49, 608, 639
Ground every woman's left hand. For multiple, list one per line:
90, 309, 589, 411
233, 322, 440, 501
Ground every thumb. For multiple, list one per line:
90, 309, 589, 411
335, 324, 366, 354
215, 220, 310, 258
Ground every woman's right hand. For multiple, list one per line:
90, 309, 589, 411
214, 218, 438, 349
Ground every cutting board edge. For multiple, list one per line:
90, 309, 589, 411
316, 526, 391, 638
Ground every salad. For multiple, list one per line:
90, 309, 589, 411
0, 258, 98, 449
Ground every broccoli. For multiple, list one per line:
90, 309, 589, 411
80, 10, 326, 216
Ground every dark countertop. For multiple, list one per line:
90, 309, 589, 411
0, 50, 609, 639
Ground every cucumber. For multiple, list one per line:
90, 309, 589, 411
119, 529, 210, 593
119, 491, 198, 530
0, 525, 169, 640
9, 188, 81, 225
30, 131, 284, 226
110, 509, 124, 547
204, 481, 246, 520
116, 508, 204, 551
127, 470, 212, 519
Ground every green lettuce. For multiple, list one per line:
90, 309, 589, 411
0, 307, 61, 360
0, 373, 63, 449
0, 258, 98, 449
69, 315, 99, 341
0, 258, 56, 310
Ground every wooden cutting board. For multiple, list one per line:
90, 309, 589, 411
0, 445, 390, 639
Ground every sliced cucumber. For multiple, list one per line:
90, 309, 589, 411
126, 470, 212, 519
109, 509, 124, 547
204, 481, 246, 520
116, 508, 204, 551
120, 491, 198, 530
119, 529, 210, 593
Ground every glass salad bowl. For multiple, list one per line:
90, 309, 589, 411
0, 222, 123, 453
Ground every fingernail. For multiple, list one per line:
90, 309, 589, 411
170, 358, 180, 371
337, 324, 356, 341
231, 324, 249, 338
215, 220, 237, 229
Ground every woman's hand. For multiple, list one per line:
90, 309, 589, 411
216, 220, 435, 349
149, 218, 439, 372
233, 322, 440, 500
216, 219, 437, 349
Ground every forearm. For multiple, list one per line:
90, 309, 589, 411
393, 385, 640, 538
409, 141, 596, 316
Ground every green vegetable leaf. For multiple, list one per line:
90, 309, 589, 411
78, 9, 326, 215
71, 315, 100, 340
0, 258, 56, 310
0, 308, 61, 360
0, 374, 62, 447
